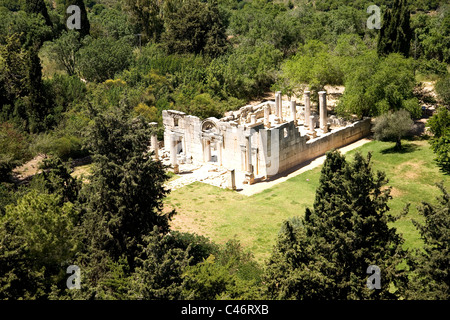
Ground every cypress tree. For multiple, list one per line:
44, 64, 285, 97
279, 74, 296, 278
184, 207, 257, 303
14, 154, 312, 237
24, 0, 53, 27
407, 184, 449, 299
265, 150, 408, 299
65, 0, 90, 38
377, 0, 412, 57
80, 106, 174, 270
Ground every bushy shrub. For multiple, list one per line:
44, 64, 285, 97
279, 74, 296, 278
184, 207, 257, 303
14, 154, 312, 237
77, 36, 134, 83
435, 74, 450, 106
373, 109, 414, 150
32, 133, 87, 161
0, 122, 31, 181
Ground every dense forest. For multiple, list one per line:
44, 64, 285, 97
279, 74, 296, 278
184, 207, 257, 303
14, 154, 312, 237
0, 0, 449, 300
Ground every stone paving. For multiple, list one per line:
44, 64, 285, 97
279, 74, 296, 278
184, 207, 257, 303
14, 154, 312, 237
162, 137, 372, 195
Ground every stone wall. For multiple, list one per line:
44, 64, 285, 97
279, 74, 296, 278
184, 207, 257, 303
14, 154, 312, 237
273, 118, 371, 176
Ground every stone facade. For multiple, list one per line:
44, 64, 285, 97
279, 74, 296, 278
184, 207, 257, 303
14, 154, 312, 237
162, 92, 371, 185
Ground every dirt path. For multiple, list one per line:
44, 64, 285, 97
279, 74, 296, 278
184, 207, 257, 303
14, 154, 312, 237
12, 154, 47, 181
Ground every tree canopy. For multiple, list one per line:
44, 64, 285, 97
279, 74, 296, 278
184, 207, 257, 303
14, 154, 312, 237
265, 151, 408, 299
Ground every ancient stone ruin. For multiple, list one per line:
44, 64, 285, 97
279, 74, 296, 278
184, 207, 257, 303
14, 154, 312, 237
156, 91, 371, 189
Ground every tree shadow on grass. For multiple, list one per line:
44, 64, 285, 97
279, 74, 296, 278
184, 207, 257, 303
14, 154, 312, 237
380, 142, 420, 154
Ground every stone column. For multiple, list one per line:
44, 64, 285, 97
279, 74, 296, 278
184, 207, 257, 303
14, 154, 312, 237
170, 133, 179, 173
151, 133, 159, 159
274, 92, 280, 117
245, 134, 254, 184
227, 169, 236, 190
277, 91, 283, 122
304, 91, 311, 127
264, 104, 271, 128
245, 135, 252, 173
318, 91, 328, 133
250, 114, 257, 124
149, 122, 159, 159
290, 100, 297, 125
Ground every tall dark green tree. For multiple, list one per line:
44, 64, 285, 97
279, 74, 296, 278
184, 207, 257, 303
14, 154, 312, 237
377, 0, 412, 57
30, 157, 82, 205
162, 0, 228, 57
24, 0, 53, 27
65, 0, 90, 38
80, 106, 174, 270
428, 106, 450, 174
407, 184, 449, 299
123, 0, 163, 43
264, 151, 408, 299
0, 34, 49, 132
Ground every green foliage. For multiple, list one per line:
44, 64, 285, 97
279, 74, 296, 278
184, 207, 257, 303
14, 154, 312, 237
181, 254, 262, 300
415, 58, 448, 77
435, 74, 450, 106
264, 151, 408, 299
213, 239, 258, 280
30, 157, 82, 204
428, 106, 450, 138
407, 184, 450, 299
181, 256, 238, 299
162, 0, 228, 57
275, 40, 343, 98
0, 0, 25, 11
47, 30, 82, 76
123, 0, 162, 43
92, 256, 134, 300
337, 53, 421, 118
412, 6, 450, 63
181, 93, 224, 119
89, 7, 138, 39
130, 228, 193, 299
168, 231, 219, 265
430, 131, 450, 175
77, 36, 134, 82
24, 0, 52, 27
377, 0, 412, 58
1, 0, 448, 301
128, 229, 217, 299
208, 41, 283, 99
0, 190, 79, 299
333, 33, 370, 58
227, 1, 368, 56
32, 132, 86, 161
428, 106, 450, 174
0, 34, 50, 132
0, 122, 31, 181
81, 106, 174, 267
373, 109, 414, 150
0, 10, 53, 48
45, 74, 87, 117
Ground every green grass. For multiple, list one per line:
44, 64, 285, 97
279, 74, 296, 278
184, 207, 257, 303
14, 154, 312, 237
166, 139, 449, 263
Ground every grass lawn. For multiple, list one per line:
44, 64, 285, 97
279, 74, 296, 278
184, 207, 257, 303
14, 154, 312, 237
165, 139, 449, 264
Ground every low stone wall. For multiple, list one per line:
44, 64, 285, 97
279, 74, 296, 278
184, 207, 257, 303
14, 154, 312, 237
273, 118, 372, 176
